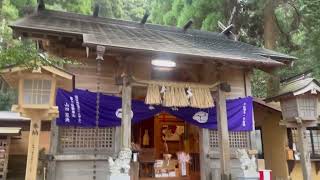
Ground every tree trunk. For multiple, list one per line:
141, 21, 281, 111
264, 0, 278, 49
264, 0, 280, 97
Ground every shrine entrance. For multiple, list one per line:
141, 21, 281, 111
132, 112, 201, 180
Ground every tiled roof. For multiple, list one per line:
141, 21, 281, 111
278, 78, 315, 95
265, 77, 320, 101
11, 10, 296, 66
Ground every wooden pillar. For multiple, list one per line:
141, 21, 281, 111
296, 125, 312, 180
216, 85, 231, 180
121, 74, 132, 149
199, 128, 210, 180
25, 115, 42, 180
47, 119, 59, 180
244, 71, 257, 150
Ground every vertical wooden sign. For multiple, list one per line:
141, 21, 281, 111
25, 118, 42, 180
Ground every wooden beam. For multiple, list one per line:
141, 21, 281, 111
220, 24, 234, 35
216, 84, 231, 180
218, 21, 237, 40
296, 123, 312, 180
54, 154, 111, 161
227, 6, 237, 26
12, 28, 83, 42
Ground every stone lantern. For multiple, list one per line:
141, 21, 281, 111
0, 65, 74, 180
266, 73, 320, 180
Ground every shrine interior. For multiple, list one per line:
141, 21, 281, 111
132, 113, 201, 180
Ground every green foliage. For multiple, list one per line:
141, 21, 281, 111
176, 4, 195, 27
149, 0, 225, 30
301, 0, 320, 78
122, 0, 147, 21
201, 13, 223, 31
45, 0, 147, 20
150, 0, 174, 25
0, 90, 16, 111
251, 70, 268, 98
46, 0, 92, 14
1, 0, 19, 20
0, 41, 75, 70
10, 0, 37, 16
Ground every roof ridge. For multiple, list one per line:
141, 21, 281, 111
38, 9, 224, 38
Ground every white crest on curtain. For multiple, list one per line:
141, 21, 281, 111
115, 108, 134, 119
192, 111, 208, 123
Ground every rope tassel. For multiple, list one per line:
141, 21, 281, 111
145, 84, 161, 105
145, 83, 214, 108
175, 87, 189, 107
189, 88, 214, 108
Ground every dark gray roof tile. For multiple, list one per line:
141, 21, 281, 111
11, 10, 296, 66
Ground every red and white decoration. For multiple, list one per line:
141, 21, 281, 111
259, 170, 272, 180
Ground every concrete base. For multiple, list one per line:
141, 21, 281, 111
107, 174, 130, 180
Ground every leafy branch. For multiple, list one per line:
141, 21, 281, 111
0, 40, 77, 70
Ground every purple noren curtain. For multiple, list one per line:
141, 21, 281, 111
56, 88, 253, 131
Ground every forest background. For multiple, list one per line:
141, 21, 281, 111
0, 0, 319, 110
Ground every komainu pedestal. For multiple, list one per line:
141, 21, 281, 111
233, 149, 259, 180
